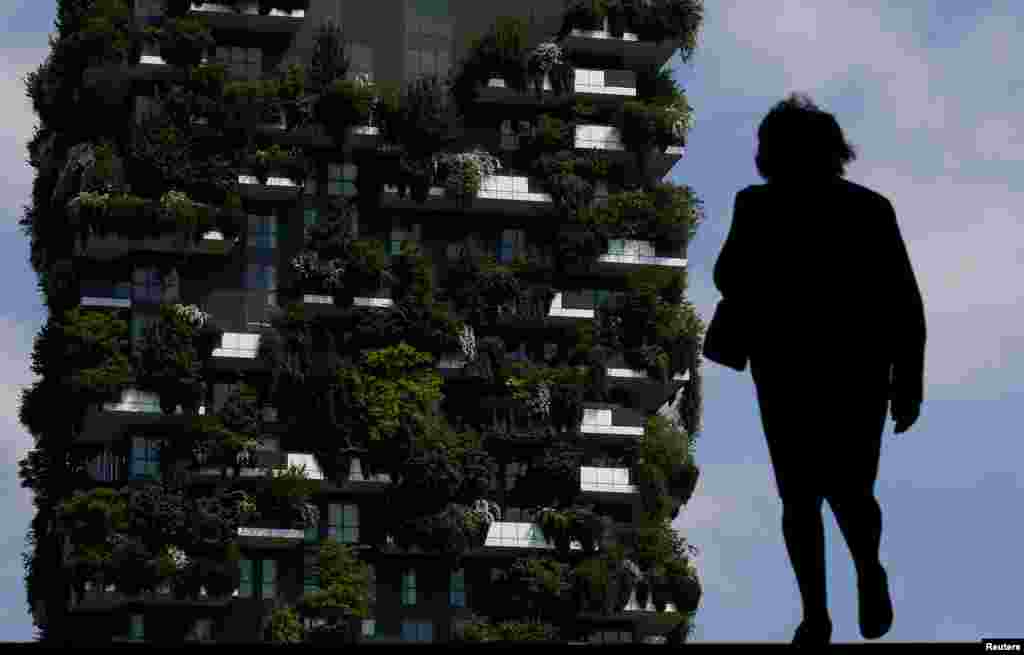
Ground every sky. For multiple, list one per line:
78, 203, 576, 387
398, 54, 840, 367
0, 0, 1021, 644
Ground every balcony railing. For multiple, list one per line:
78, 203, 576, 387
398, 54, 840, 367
383, 175, 551, 205
580, 466, 637, 493
84, 450, 126, 482
574, 69, 637, 97
102, 389, 208, 415
484, 521, 583, 550
212, 332, 261, 359
581, 407, 645, 436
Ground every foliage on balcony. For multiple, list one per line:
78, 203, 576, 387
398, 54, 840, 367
434, 148, 502, 207
533, 150, 612, 219
560, 0, 705, 63
633, 415, 697, 519
267, 606, 304, 644
128, 116, 242, 211
57, 483, 254, 598
315, 76, 378, 142
250, 144, 306, 185
249, 463, 320, 528
297, 541, 370, 620
148, 16, 215, 69
616, 97, 692, 155
76, 0, 141, 68
458, 615, 560, 642
571, 548, 639, 614
20, 309, 134, 440
132, 303, 221, 415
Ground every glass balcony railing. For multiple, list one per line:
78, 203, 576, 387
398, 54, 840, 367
580, 466, 637, 493
484, 521, 584, 550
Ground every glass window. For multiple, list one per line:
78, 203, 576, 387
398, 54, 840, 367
498, 229, 524, 263
245, 264, 276, 291
401, 569, 416, 606
328, 503, 359, 544
608, 239, 625, 256
450, 568, 466, 608
593, 289, 610, 307
303, 208, 319, 239
361, 619, 376, 640
262, 559, 276, 599
248, 215, 277, 249
328, 163, 357, 197
303, 551, 319, 595
401, 621, 432, 642
132, 268, 162, 304
239, 559, 254, 598
128, 614, 144, 641
129, 437, 161, 481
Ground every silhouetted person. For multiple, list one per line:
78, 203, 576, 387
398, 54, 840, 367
712, 93, 926, 645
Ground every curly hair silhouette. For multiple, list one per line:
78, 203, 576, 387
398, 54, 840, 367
755, 92, 858, 183
714, 93, 926, 645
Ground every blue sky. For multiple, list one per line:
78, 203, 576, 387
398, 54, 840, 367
1, 0, 1021, 644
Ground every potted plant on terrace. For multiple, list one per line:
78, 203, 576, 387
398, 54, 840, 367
297, 541, 370, 640
154, 16, 215, 69
434, 148, 502, 208
252, 144, 306, 186
315, 76, 376, 144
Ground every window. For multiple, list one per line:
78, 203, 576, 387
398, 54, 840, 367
327, 163, 357, 197
505, 461, 527, 493
401, 620, 432, 642
593, 289, 610, 308
498, 229, 524, 263
129, 437, 161, 481
238, 559, 276, 599
450, 568, 466, 607
303, 552, 319, 594
132, 267, 162, 303
128, 614, 144, 641
129, 313, 160, 347
248, 215, 277, 249
361, 619, 376, 640
607, 239, 625, 256
328, 503, 359, 543
390, 221, 418, 255
303, 208, 319, 239
245, 264, 277, 306
401, 569, 416, 606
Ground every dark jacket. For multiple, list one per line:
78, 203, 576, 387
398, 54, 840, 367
713, 177, 926, 404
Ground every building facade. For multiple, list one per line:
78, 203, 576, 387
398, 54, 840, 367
21, 0, 705, 645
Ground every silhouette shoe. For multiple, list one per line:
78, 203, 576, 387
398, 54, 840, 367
792, 616, 832, 646
858, 563, 893, 639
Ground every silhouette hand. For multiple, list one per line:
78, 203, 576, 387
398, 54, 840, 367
891, 397, 920, 435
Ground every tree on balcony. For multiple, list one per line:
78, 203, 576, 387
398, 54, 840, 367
297, 541, 370, 641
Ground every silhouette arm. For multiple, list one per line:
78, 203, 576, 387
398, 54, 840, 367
713, 188, 752, 299
883, 198, 926, 405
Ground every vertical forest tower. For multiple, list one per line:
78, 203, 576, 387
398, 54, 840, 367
20, 0, 706, 645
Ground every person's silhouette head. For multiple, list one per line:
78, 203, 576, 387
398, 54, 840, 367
755, 92, 857, 184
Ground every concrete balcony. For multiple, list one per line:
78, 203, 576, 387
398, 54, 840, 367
190, 2, 305, 33
75, 230, 235, 261
380, 175, 552, 215
80, 283, 132, 309
574, 124, 685, 179
593, 240, 687, 273
581, 405, 646, 437
580, 466, 638, 498
478, 68, 636, 106
69, 584, 232, 612
77, 389, 207, 444
483, 521, 583, 551
574, 68, 637, 100
563, 20, 678, 70
237, 173, 302, 203
212, 331, 261, 359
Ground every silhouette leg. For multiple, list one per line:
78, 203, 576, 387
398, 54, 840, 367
781, 499, 829, 623
830, 491, 883, 578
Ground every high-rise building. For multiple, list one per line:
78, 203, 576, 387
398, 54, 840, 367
20, 0, 706, 645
